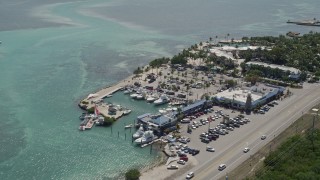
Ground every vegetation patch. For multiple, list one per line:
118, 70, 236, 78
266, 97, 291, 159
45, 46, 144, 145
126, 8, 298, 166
256, 129, 320, 179
125, 169, 141, 180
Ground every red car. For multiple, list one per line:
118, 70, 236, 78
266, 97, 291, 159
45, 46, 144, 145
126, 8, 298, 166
180, 156, 188, 162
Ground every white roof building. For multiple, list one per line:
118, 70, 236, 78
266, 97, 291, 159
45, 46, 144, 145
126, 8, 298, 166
213, 84, 285, 109
246, 61, 300, 75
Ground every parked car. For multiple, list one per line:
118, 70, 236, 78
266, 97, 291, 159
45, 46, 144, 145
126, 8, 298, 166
201, 138, 210, 143
218, 164, 226, 171
167, 165, 179, 169
180, 156, 188, 162
261, 135, 267, 140
206, 146, 215, 152
177, 160, 186, 165
186, 172, 194, 179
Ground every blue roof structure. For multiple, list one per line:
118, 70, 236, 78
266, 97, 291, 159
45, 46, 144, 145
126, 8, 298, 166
182, 99, 206, 113
151, 115, 171, 126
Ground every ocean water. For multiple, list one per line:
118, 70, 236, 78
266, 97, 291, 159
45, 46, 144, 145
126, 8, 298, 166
0, 0, 319, 179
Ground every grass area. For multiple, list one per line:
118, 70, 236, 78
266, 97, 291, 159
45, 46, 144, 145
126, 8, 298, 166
222, 105, 320, 180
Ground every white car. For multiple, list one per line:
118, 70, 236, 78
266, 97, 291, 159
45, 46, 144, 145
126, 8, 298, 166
206, 146, 215, 152
218, 164, 226, 171
177, 160, 186, 165
243, 147, 250, 153
186, 172, 194, 179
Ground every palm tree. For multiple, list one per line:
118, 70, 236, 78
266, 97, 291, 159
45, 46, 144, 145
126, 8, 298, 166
245, 93, 252, 113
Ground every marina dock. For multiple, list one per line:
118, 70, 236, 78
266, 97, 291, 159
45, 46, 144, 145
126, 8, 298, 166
78, 74, 135, 119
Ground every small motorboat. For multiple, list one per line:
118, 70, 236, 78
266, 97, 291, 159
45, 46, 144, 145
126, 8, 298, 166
133, 125, 145, 139
136, 94, 144, 100
130, 93, 138, 99
125, 124, 133, 129
79, 126, 86, 131
106, 94, 113, 98
154, 95, 170, 105
123, 109, 132, 115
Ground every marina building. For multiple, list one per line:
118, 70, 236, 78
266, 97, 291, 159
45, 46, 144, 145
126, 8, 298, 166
137, 113, 177, 135
136, 100, 209, 134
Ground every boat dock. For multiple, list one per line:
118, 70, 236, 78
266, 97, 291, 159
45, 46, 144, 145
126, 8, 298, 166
78, 74, 135, 119
140, 138, 161, 148
85, 118, 95, 129
79, 117, 96, 130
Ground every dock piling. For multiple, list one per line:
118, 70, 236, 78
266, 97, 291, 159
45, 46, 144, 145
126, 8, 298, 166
150, 144, 153, 154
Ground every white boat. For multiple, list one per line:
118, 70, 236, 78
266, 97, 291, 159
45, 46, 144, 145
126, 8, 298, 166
123, 109, 132, 115
159, 109, 167, 114
106, 94, 113, 98
133, 125, 145, 139
124, 90, 131, 94
125, 124, 133, 129
146, 94, 158, 102
134, 130, 154, 144
79, 126, 86, 131
166, 107, 173, 111
136, 94, 144, 100
130, 93, 138, 99
154, 95, 170, 105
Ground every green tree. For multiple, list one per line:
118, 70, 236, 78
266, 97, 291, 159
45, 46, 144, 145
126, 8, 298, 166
125, 169, 141, 180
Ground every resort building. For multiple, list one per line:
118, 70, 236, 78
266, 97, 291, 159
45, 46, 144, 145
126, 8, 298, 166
213, 84, 285, 109
245, 61, 301, 79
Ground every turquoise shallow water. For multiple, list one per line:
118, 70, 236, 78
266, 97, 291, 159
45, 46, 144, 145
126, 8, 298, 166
0, 0, 319, 179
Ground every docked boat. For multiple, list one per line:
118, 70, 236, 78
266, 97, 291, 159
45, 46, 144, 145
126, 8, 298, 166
79, 126, 86, 131
134, 130, 154, 144
159, 108, 167, 114
123, 108, 132, 115
133, 125, 145, 139
106, 94, 113, 98
136, 94, 144, 100
146, 94, 158, 102
154, 95, 170, 105
124, 90, 131, 94
130, 93, 138, 99
125, 124, 133, 129
79, 114, 86, 120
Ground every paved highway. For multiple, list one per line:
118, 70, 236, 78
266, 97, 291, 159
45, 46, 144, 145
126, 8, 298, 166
177, 83, 320, 180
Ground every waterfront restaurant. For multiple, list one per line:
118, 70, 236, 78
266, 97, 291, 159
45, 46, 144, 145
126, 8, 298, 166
137, 113, 177, 135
